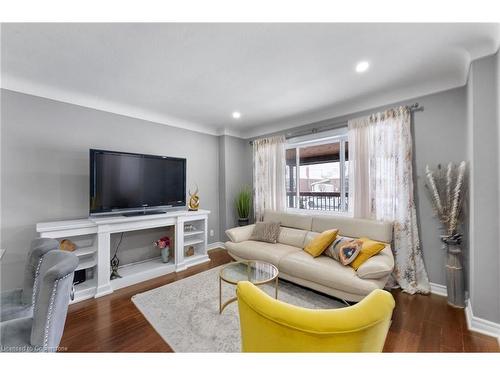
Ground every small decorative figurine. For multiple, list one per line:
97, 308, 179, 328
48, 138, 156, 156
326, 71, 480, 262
186, 246, 195, 257
110, 234, 124, 280
188, 184, 200, 211
110, 253, 122, 279
59, 239, 77, 251
154, 236, 171, 263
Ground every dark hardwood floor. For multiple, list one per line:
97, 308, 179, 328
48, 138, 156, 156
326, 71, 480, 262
60, 249, 499, 352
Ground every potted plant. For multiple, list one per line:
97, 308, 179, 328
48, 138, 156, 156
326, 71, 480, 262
425, 161, 467, 308
235, 186, 252, 226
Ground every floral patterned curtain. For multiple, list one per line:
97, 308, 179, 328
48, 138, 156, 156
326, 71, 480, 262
348, 107, 430, 294
253, 135, 286, 222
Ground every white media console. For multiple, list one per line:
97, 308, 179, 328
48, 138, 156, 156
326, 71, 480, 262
36, 209, 210, 303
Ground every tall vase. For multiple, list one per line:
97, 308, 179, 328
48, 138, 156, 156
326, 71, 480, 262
160, 246, 170, 263
445, 243, 465, 308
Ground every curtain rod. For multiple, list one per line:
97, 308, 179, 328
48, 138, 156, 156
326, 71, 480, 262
249, 102, 424, 145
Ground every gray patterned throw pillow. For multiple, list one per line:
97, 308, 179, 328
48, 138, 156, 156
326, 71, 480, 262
250, 221, 281, 243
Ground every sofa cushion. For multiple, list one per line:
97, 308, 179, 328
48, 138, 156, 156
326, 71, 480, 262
311, 215, 393, 243
278, 251, 385, 296
264, 210, 312, 231
278, 227, 308, 248
225, 240, 301, 267
356, 246, 394, 280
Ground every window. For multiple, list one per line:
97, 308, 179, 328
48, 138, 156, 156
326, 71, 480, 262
285, 130, 349, 213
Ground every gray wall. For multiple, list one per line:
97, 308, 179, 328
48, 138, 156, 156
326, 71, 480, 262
410, 88, 469, 289
467, 52, 500, 324
497, 49, 500, 320
251, 86, 469, 288
2, 76, 495, 311
218, 136, 227, 240
218, 135, 252, 240
0, 89, 221, 291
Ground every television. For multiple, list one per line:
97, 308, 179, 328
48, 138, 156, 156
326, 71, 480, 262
89, 149, 186, 215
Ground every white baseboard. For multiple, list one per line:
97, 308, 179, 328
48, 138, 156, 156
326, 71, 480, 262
465, 299, 500, 343
429, 284, 499, 343
429, 282, 447, 297
207, 241, 225, 251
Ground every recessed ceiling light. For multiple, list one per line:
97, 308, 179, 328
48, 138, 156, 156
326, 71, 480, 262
355, 61, 370, 73
232, 111, 241, 119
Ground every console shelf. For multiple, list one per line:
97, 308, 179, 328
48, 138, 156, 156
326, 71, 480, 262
184, 238, 204, 247
73, 278, 97, 304
75, 257, 97, 271
36, 209, 211, 302
184, 230, 204, 237
73, 246, 96, 257
183, 253, 209, 267
110, 257, 176, 290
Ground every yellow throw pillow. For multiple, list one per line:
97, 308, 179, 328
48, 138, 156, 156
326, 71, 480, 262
350, 237, 386, 270
304, 229, 339, 257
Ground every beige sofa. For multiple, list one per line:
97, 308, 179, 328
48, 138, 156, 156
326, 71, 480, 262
225, 210, 394, 302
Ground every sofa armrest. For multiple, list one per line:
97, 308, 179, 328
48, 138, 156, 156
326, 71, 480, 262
225, 224, 255, 243
356, 245, 394, 280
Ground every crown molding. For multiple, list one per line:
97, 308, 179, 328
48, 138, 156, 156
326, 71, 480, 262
242, 49, 500, 139
240, 78, 467, 139
2, 47, 488, 141
1, 74, 221, 137
0, 75, 468, 141
215, 127, 246, 138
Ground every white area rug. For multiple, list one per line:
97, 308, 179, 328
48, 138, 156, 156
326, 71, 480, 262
132, 265, 344, 352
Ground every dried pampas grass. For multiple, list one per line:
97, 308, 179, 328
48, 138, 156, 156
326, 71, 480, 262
425, 161, 467, 236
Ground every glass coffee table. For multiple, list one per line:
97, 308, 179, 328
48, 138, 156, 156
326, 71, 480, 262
219, 260, 279, 313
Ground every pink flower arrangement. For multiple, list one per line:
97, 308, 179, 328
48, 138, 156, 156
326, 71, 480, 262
153, 236, 170, 249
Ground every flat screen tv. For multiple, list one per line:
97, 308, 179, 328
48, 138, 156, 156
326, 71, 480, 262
89, 149, 186, 215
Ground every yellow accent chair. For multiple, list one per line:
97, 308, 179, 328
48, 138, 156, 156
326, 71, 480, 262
236, 281, 395, 352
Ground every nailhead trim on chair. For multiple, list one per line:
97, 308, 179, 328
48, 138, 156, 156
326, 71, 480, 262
31, 257, 45, 308
42, 273, 71, 351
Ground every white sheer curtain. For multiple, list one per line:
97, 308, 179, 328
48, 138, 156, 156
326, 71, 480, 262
253, 135, 286, 221
348, 107, 430, 294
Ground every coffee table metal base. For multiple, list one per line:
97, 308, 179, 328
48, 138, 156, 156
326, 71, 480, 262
219, 275, 279, 314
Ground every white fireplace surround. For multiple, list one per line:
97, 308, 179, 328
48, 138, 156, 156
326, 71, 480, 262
36, 209, 210, 303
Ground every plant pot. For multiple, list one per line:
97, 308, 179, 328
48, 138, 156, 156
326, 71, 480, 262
160, 247, 170, 263
445, 243, 465, 308
238, 218, 249, 226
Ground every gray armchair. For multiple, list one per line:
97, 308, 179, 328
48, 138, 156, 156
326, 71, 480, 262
0, 250, 78, 352
1, 238, 60, 322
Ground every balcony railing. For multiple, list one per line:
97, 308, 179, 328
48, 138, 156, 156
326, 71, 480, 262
286, 191, 348, 211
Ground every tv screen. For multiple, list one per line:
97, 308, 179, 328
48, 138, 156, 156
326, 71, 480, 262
89, 149, 186, 214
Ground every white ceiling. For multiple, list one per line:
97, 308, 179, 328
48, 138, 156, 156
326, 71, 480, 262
2, 23, 499, 138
